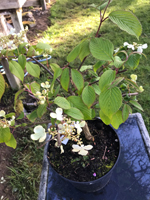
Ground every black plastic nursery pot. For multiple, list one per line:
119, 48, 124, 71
47, 118, 121, 193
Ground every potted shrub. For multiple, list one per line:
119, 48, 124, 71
0, 0, 147, 193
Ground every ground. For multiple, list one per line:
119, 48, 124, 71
0, 3, 52, 200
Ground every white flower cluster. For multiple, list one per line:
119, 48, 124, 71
0, 27, 28, 52
31, 108, 93, 156
35, 81, 50, 104
0, 110, 15, 128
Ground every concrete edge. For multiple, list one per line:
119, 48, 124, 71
128, 113, 150, 156
38, 133, 51, 200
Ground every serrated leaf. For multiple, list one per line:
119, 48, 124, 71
126, 54, 141, 69
26, 62, 40, 78
111, 110, 123, 129
90, 38, 114, 61
109, 77, 124, 88
9, 61, 24, 82
127, 104, 132, 114
27, 110, 38, 122
129, 100, 143, 111
99, 87, 122, 118
67, 44, 81, 62
50, 68, 62, 92
37, 103, 47, 118
0, 73, 5, 100
64, 107, 84, 120
71, 69, 84, 93
0, 127, 11, 143
82, 86, 96, 108
53, 85, 60, 97
67, 96, 94, 120
79, 40, 90, 61
60, 68, 70, 91
122, 104, 129, 122
54, 97, 70, 109
109, 11, 142, 39
93, 60, 106, 72
17, 111, 24, 120
125, 78, 139, 90
100, 110, 111, 125
99, 69, 116, 91
18, 54, 26, 70
30, 81, 40, 94
5, 133, 17, 149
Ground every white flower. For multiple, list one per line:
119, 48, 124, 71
41, 81, 50, 88
139, 86, 144, 92
137, 44, 148, 53
36, 91, 41, 96
130, 74, 137, 82
31, 125, 46, 142
43, 53, 48, 57
72, 144, 93, 156
123, 42, 129, 47
9, 28, 16, 35
124, 42, 135, 50
114, 48, 119, 53
50, 108, 63, 121
74, 121, 85, 134
0, 110, 5, 117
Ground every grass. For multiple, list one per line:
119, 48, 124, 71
7, 0, 150, 199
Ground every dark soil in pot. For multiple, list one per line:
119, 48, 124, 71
47, 119, 120, 182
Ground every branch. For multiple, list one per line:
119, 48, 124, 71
122, 92, 138, 97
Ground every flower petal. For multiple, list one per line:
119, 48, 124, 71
56, 108, 63, 115
72, 144, 81, 150
50, 113, 57, 119
78, 149, 88, 156
0, 110, 5, 117
84, 145, 93, 150
39, 133, 46, 142
34, 125, 45, 134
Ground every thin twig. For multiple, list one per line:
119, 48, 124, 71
122, 92, 138, 97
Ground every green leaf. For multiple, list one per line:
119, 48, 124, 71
0, 73, 5, 100
100, 110, 111, 125
9, 61, 24, 82
36, 42, 52, 51
93, 60, 106, 72
50, 68, 62, 92
127, 104, 132, 114
122, 104, 129, 122
82, 86, 96, 108
129, 100, 143, 111
67, 96, 94, 120
18, 43, 28, 54
71, 69, 84, 93
26, 62, 40, 78
60, 68, 70, 91
30, 81, 40, 94
53, 85, 60, 98
27, 46, 36, 57
5, 113, 15, 118
90, 38, 114, 61
90, 0, 112, 11
67, 44, 81, 62
92, 84, 101, 95
111, 110, 123, 129
0, 127, 11, 143
17, 111, 24, 120
111, 56, 124, 68
37, 103, 47, 118
18, 54, 26, 70
79, 40, 90, 61
50, 63, 60, 72
54, 97, 71, 109
109, 11, 142, 39
5, 133, 17, 149
126, 54, 141, 69
99, 69, 116, 91
125, 78, 139, 90
109, 77, 124, 88
14, 89, 24, 105
99, 87, 122, 118
27, 110, 38, 122
64, 107, 84, 120
80, 65, 92, 72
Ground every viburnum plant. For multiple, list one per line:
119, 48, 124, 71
0, 0, 147, 154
